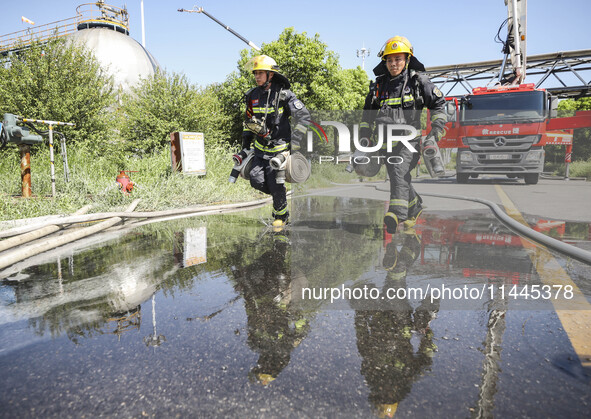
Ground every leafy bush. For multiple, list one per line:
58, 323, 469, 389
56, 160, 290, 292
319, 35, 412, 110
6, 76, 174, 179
0, 39, 115, 149
118, 71, 231, 154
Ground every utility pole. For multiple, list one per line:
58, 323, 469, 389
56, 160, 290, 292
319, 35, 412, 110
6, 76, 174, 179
141, 0, 146, 47
357, 44, 371, 70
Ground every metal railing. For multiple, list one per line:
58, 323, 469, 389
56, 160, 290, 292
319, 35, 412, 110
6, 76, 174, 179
425, 49, 591, 98
0, 2, 129, 55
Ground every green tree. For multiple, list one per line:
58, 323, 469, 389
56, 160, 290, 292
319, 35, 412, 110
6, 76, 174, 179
0, 39, 115, 149
338, 67, 372, 111
546, 98, 591, 162
119, 70, 230, 154
558, 97, 591, 113
218, 28, 369, 147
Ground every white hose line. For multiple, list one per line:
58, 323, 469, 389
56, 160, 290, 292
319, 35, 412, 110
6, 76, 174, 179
0, 205, 93, 252
0, 197, 275, 239
0, 200, 140, 271
0, 205, 93, 231
0, 196, 279, 273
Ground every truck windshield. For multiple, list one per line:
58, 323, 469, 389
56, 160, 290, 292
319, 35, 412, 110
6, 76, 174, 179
461, 90, 546, 124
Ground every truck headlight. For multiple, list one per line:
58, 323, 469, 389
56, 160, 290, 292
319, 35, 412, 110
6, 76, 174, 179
459, 151, 473, 162
525, 150, 544, 161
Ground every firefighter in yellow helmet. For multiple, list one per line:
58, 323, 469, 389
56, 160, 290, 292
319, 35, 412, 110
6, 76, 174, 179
241, 55, 311, 228
360, 37, 447, 234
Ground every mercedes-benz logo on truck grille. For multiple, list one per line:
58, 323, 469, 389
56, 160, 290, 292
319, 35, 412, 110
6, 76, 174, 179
493, 136, 506, 147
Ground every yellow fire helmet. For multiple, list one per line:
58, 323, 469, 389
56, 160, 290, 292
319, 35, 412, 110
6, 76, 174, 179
376, 403, 399, 418
246, 55, 280, 73
245, 55, 291, 87
256, 373, 276, 386
378, 36, 414, 60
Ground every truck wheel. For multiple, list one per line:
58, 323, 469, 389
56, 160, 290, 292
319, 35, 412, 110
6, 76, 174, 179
524, 174, 539, 185
457, 173, 469, 184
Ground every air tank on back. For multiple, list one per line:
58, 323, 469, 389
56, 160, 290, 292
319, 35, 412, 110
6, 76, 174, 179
67, 1, 159, 93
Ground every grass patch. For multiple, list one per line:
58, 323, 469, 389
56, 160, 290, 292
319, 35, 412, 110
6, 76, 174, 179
0, 144, 261, 221
544, 159, 591, 180
569, 160, 591, 179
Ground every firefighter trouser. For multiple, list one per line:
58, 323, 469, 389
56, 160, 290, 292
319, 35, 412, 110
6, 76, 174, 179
385, 139, 422, 222
249, 155, 289, 220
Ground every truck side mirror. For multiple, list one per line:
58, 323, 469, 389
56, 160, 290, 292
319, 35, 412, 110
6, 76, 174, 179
549, 96, 558, 119
446, 101, 456, 119
445, 101, 457, 128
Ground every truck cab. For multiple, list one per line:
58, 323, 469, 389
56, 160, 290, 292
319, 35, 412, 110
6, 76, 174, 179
448, 84, 552, 184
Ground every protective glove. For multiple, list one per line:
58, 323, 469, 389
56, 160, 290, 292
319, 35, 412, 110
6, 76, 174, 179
428, 127, 446, 143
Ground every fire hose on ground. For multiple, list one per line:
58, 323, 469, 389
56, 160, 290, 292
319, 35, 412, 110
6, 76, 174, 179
0, 200, 140, 271
420, 191, 591, 266
368, 183, 591, 265
0, 196, 279, 272
306, 181, 591, 266
0, 205, 92, 252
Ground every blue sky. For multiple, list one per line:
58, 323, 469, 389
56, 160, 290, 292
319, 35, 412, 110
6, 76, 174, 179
2, 0, 590, 88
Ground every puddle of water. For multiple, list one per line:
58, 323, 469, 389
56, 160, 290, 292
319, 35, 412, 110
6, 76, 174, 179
0, 196, 589, 417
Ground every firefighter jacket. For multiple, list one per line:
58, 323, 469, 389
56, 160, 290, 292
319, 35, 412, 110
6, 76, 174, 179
242, 83, 311, 157
360, 68, 447, 142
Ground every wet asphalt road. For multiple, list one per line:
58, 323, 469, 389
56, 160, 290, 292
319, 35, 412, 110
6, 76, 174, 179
0, 177, 590, 418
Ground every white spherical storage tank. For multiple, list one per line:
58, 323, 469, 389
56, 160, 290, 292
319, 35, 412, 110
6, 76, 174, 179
68, 27, 159, 93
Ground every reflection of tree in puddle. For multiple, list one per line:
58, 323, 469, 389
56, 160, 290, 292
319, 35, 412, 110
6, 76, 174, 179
350, 233, 439, 417
229, 231, 311, 385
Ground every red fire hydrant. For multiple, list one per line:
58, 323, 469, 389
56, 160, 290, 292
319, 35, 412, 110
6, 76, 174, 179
116, 170, 137, 194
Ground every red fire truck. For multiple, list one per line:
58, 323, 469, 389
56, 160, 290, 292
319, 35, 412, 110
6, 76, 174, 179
434, 0, 591, 184
438, 84, 586, 184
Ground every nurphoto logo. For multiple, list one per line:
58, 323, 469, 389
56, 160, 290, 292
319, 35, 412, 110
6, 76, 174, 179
304, 121, 419, 166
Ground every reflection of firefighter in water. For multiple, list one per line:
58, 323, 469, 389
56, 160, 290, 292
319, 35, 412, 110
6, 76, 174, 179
231, 232, 310, 385
351, 232, 439, 417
